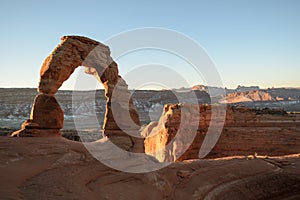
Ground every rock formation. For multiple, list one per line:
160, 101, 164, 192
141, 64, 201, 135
11, 36, 143, 152
144, 104, 300, 162
223, 90, 273, 103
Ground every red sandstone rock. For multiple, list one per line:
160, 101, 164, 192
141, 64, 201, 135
1, 137, 300, 199
21, 119, 40, 129
144, 104, 300, 162
38, 36, 106, 94
11, 128, 61, 137
30, 94, 64, 129
11, 94, 63, 137
13, 36, 144, 153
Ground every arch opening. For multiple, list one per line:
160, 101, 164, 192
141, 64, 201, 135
56, 67, 104, 142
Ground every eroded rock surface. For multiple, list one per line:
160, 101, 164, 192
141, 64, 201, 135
1, 137, 300, 200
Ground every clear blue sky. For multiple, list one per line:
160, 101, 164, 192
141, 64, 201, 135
0, 0, 299, 89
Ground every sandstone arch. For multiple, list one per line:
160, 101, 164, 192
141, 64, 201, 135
12, 36, 144, 152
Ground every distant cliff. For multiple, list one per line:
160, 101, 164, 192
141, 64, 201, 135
222, 90, 273, 103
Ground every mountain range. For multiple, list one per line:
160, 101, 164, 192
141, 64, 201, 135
1, 86, 300, 131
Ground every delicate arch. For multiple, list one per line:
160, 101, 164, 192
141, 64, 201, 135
12, 36, 144, 153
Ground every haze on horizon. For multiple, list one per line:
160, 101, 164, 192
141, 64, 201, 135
0, 0, 299, 90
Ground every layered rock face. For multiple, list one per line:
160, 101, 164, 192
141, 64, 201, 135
223, 90, 273, 103
11, 36, 143, 152
144, 104, 300, 162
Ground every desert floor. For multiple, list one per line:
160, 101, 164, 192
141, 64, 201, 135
0, 136, 300, 200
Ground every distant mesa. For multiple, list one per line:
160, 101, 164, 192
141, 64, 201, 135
236, 85, 260, 92
190, 84, 300, 104
192, 84, 207, 91
222, 90, 273, 103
